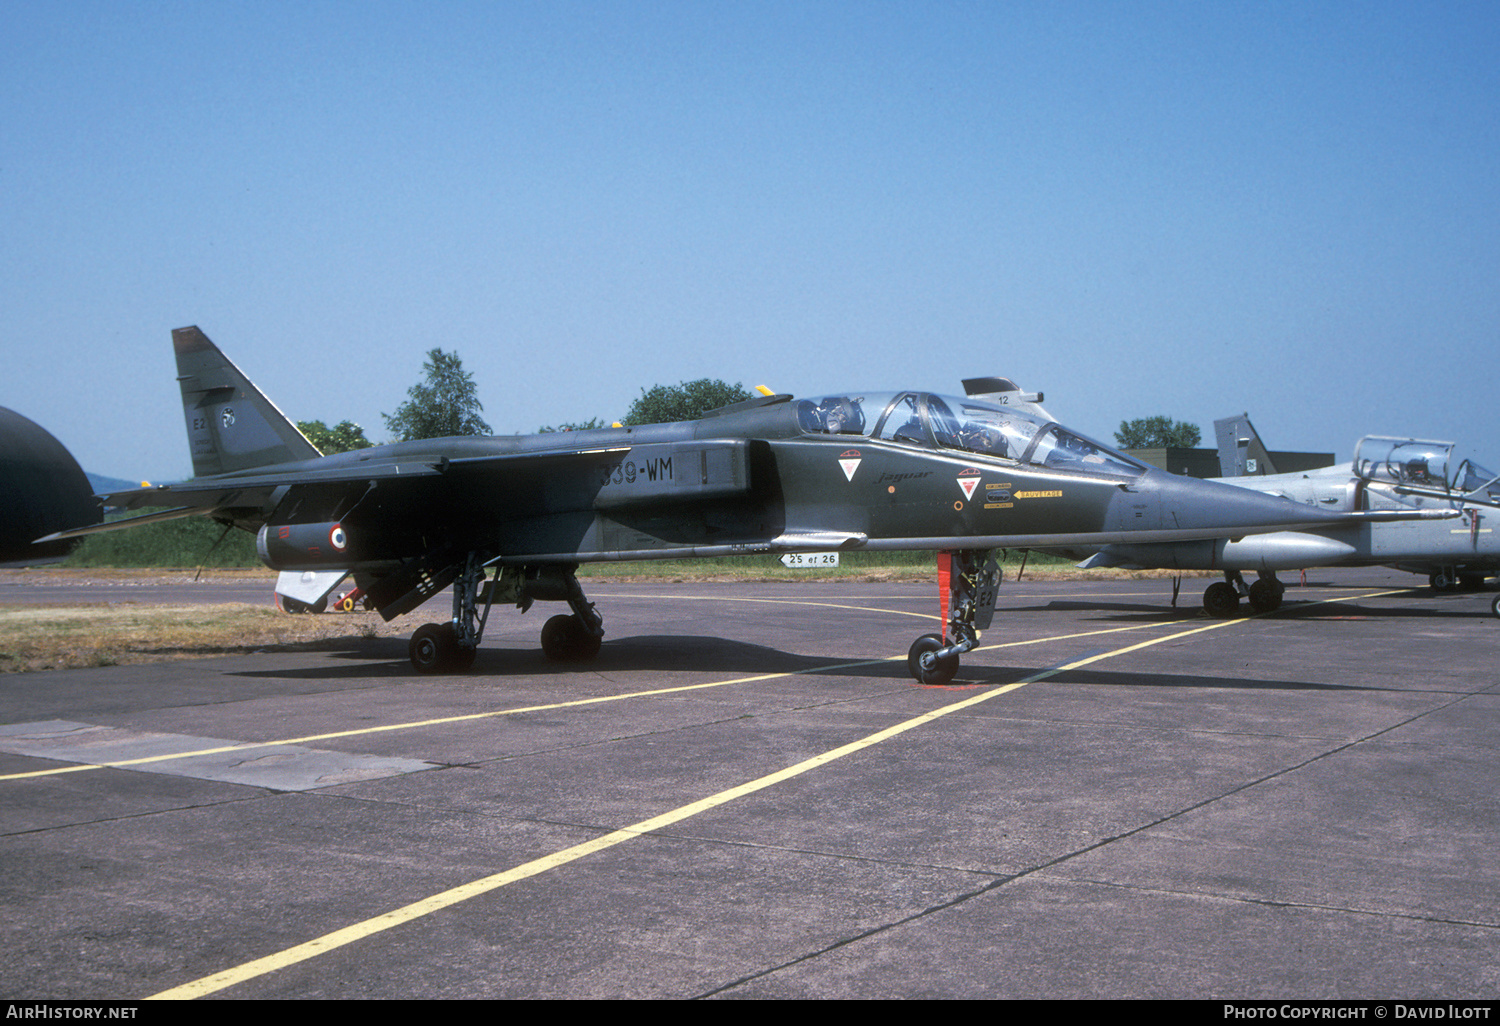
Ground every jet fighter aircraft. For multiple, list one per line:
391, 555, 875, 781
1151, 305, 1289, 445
1058, 416, 1499, 616
40, 328, 1458, 681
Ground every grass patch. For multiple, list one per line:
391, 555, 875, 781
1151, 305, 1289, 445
0, 603, 390, 673
64, 517, 262, 568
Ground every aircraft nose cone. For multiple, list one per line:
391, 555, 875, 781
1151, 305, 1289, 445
1150, 470, 1339, 532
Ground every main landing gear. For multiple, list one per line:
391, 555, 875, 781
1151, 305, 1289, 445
407, 558, 605, 674
408, 553, 490, 674
908, 549, 1000, 685
1203, 570, 1285, 618
1429, 568, 1486, 592
528, 568, 604, 662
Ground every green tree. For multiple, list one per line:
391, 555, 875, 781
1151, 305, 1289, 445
538, 418, 607, 433
382, 348, 492, 441
1114, 416, 1202, 449
297, 419, 374, 454
622, 379, 752, 426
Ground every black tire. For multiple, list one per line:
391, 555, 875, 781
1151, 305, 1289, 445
541, 614, 576, 661
573, 623, 602, 661
1247, 579, 1282, 613
541, 614, 601, 662
1430, 571, 1457, 592
1203, 581, 1240, 618
1492, 594, 1500, 620
410, 622, 455, 674
908, 633, 958, 685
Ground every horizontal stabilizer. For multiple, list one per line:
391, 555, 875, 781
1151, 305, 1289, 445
33, 505, 214, 544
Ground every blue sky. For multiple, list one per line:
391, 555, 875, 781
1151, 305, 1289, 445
4, 1, 1497, 481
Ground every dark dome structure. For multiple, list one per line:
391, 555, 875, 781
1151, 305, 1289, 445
0, 406, 102, 563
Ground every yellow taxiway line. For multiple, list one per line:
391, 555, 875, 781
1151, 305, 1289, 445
148, 608, 1307, 1000
5, 588, 1406, 785
0, 621, 1169, 783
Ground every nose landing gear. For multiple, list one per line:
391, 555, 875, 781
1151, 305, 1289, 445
908, 550, 1000, 684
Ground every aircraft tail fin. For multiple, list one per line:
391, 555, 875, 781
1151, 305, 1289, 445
172, 326, 322, 477
1213, 413, 1278, 477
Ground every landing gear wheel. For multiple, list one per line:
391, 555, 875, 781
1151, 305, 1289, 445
1204, 581, 1241, 618
1430, 571, 1458, 592
1492, 594, 1500, 620
908, 634, 959, 685
451, 642, 477, 671
410, 622, 459, 674
1248, 579, 1283, 613
541, 614, 601, 662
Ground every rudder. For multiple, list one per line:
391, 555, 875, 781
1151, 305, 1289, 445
1213, 413, 1278, 478
173, 326, 321, 477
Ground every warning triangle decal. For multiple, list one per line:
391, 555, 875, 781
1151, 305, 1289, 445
956, 468, 980, 500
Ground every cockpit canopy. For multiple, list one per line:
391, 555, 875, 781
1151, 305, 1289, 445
1459, 460, 1500, 505
797, 391, 1147, 478
1354, 436, 1500, 505
1355, 437, 1454, 488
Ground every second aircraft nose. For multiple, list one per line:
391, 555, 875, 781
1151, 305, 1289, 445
1140, 469, 1346, 535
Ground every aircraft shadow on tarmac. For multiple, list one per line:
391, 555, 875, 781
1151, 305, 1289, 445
229, 633, 898, 681
1017, 592, 1497, 621
1027, 666, 1372, 693
226, 632, 1367, 694
1013, 600, 1203, 620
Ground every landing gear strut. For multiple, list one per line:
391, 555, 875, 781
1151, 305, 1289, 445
493, 564, 605, 663
404, 560, 607, 674
535, 569, 604, 661
908, 549, 1000, 684
409, 553, 492, 674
